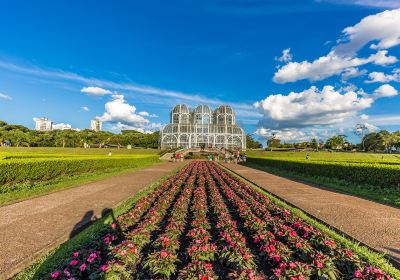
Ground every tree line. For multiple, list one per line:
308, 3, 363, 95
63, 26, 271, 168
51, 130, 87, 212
266, 130, 400, 153
0, 120, 159, 148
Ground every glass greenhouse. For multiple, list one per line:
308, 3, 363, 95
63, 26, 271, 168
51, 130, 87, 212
159, 104, 246, 150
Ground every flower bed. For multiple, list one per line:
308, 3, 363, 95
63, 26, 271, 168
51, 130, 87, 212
47, 161, 394, 279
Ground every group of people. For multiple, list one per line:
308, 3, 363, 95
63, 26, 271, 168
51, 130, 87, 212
172, 152, 184, 162
223, 150, 246, 164
0, 140, 11, 147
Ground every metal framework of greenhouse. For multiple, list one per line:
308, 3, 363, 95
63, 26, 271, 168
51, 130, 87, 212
159, 104, 246, 150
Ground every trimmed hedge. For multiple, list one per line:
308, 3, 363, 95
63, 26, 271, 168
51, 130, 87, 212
0, 155, 159, 186
247, 157, 400, 189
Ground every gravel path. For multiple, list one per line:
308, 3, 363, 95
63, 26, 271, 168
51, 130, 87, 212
222, 163, 400, 266
0, 161, 182, 279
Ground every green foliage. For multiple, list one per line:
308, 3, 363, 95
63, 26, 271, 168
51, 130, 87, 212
246, 134, 262, 149
0, 155, 159, 187
247, 156, 400, 189
0, 120, 160, 148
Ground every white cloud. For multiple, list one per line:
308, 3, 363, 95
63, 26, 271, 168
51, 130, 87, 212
273, 9, 400, 83
254, 85, 374, 129
370, 84, 398, 98
80, 86, 112, 96
360, 113, 369, 120
321, 0, 400, 9
365, 68, 400, 83
98, 94, 149, 128
275, 48, 292, 63
82, 106, 89, 111
110, 121, 162, 134
341, 67, 367, 80
53, 123, 72, 130
273, 50, 397, 83
0, 92, 12, 100
255, 127, 333, 142
0, 60, 257, 119
335, 9, 400, 55
138, 111, 149, 117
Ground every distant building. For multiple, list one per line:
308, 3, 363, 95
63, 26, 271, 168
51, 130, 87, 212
90, 119, 102, 132
35, 117, 53, 131
159, 104, 246, 150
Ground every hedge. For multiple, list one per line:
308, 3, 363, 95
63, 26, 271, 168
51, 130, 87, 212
0, 155, 159, 186
247, 157, 400, 189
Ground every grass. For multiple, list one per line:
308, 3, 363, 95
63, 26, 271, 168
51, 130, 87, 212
0, 161, 161, 206
13, 164, 182, 280
220, 163, 400, 279
0, 146, 159, 155
244, 162, 400, 208
246, 150, 400, 163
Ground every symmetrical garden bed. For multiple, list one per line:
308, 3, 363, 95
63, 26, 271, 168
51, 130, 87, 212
47, 161, 393, 279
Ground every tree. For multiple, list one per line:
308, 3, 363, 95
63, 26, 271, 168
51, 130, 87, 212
325, 135, 346, 150
310, 138, 318, 150
246, 135, 262, 149
267, 135, 281, 149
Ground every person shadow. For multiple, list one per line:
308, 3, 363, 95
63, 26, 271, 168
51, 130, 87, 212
31, 207, 122, 279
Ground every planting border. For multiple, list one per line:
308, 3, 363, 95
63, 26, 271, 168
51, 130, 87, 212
12, 163, 186, 280
218, 163, 400, 279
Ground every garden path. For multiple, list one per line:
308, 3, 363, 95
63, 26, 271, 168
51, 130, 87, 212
222, 163, 400, 267
0, 161, 182, 279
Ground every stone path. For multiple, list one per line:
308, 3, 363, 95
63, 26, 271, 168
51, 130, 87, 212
0, 161, 182, 279
222, 163, 400, 266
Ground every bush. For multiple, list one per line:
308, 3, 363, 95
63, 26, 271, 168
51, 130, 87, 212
247, 157, 400, 189
0, 155, 159, 186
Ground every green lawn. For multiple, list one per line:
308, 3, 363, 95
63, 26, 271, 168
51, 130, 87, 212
244, 150, 400, 207
0, 147, 161, 205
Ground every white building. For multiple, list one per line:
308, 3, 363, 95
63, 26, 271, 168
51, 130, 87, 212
90, 119, 102, 132
34, 117, 53, 131
159, 104, 246, 150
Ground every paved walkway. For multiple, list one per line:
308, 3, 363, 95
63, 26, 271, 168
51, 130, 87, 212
222, 163, 400, 265
0, 161, 182, 279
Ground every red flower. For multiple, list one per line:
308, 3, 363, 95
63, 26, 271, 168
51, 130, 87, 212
160, 251, 168, 258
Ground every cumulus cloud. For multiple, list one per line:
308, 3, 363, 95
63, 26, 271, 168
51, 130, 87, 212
0, 92, 12, 100
275, 48, 292, 63
320, 0, 400, 9
254, 85, 374, 129
138, 111, 149, 117
273, 50, 397, 83
53, 123, 73, 130
82, 106, 89, 111
110, 121, 162, 134
255, 127, 337, 142
360, 114, 369, 120
335, 9, 400, 55
273, 9, 400, 83
341, 67, 367, 81
365, 68, 400, 83
369, 84, 398, 99
80, 86, 112, 96
98, 94, 149, 128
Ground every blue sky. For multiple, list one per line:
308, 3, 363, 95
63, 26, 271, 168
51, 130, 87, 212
0, 0, 399, 143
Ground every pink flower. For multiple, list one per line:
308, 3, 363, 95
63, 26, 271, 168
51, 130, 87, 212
63, 269, 71, 277
73, 252, 79, 257
120, 249, 127, 256
100, 264, 109, 271
354, 270, 363, 278
160, 251, 168, 258
274, 268, 282, 277
51, 271, 59, 279
80, 263, 87, 271
69, 259, 79, 266
111, 223, 117, 229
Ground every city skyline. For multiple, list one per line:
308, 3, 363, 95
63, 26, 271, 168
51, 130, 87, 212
0, 1, 399, 143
